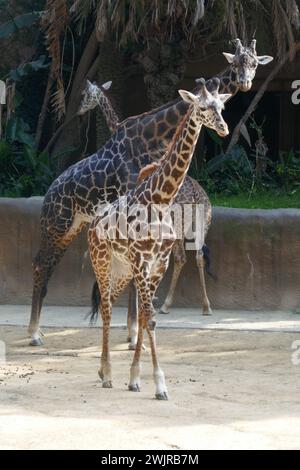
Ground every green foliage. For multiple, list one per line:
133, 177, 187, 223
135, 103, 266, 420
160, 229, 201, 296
190, 143, 300, 209
6, 116, 35, 146
211, 191, 300, 209
273, 150, 300, 192
0, 116, 54, 197
190, 145, 254, 196
9, 56, 49, 81
0, 12, 42, 38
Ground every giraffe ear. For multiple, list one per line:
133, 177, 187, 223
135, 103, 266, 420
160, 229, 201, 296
102, 80, 112, 90
222, 52, 235, 64
178, 89, 197, 105
219, 93, 231, 104
257, 55, 273, 65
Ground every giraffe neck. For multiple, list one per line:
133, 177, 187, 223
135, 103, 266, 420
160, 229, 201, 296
96, 90, 120, 133
121, 68, 237, 163
123, 98, 192, 162
135, 110, 202, 206
125, 63, 237, 127
216, 67, 238, 96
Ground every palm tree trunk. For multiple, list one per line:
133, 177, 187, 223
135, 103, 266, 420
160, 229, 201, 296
35, 74, 54, 149
139, 41, 186, 108
95, 36, 124, 149
50, 29, 99, 173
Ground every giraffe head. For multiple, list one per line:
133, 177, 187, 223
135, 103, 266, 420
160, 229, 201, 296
179, 78, 230, 137
77, 79, 112, 115
222, 38, 273, 92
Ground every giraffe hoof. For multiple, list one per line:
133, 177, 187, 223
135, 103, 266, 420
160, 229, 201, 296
129, 342, 146, 351
102, 381, 113, 389
29, 337, 43, 346
128, 384, 140, 392
202, 308, 212, 316
159, 308, 170, 315
98, 370, 104, 380
155, 392, 168, 401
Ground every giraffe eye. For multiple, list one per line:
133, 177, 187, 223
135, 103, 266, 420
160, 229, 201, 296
199, 107, 206, 112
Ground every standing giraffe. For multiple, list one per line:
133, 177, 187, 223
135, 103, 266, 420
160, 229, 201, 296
79, 79, 214, 320
88, 78, 230, 399
77, 80, 119, 133
28, 39, 273, 346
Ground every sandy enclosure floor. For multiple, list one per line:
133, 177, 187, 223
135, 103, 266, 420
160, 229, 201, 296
1, 325, 300, 450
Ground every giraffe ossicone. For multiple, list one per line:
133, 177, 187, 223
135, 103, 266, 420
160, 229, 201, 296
220, 37, 273, 92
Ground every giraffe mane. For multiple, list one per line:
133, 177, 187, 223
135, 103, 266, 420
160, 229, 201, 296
165, 111, 191, 157
100, 86, 122, 122
136, 162, 160, 184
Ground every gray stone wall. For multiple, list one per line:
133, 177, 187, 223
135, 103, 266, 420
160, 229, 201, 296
0, 197, 299, 310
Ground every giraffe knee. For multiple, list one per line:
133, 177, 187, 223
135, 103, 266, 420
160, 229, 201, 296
33, 263, 41, 273
174, 253, 187, 268
197, 256, 204, 268
147, 318, 156, 330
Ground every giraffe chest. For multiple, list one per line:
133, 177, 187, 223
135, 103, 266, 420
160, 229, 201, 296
109, 238, 165, 277
111, 249, 132, 279
95, 194, 176, 272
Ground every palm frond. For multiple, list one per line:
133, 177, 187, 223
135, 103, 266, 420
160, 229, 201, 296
42, 0, 69, 121
70, 0, 299, 59
71, 0, 98, 36
272, 0, 297, 59
224, 0, 238, 38
285, 0, 300, 29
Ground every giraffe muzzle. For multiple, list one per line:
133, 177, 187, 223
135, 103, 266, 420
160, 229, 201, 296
240, 80, 252, 92
216, 124, 229, 138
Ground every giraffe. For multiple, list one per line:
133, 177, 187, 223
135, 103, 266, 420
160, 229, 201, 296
79, 79, 214, 321
28, 39, 273, 346
77, 80, 119, 133
87, 78, 230, 399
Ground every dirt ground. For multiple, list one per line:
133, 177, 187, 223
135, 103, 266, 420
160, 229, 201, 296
1, 325, 300, 450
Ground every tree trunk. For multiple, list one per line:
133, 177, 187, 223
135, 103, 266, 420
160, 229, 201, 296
35, 74, 54, 149
51, 29, 99, 174
95, 37, 124, 149
139, 40, 186, 108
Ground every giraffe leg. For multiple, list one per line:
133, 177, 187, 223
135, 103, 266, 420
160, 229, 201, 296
99, 286, 113, 388
28, 243, 67, 346
128, 313, 144, 392
159, 240, 186, 315
149, 249, 171, 399
127, 280, 139, 350
29, 204, 86, 346
89, 233, 113, 388
196, 249, 212, 316
133, 257, 169, 400
145, 322, 168, 400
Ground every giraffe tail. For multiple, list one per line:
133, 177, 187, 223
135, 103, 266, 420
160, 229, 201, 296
88, 281, 101, 325
202, 244, 217, 281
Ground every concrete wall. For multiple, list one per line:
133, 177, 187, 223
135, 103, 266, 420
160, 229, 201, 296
0, 197, 299, 310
